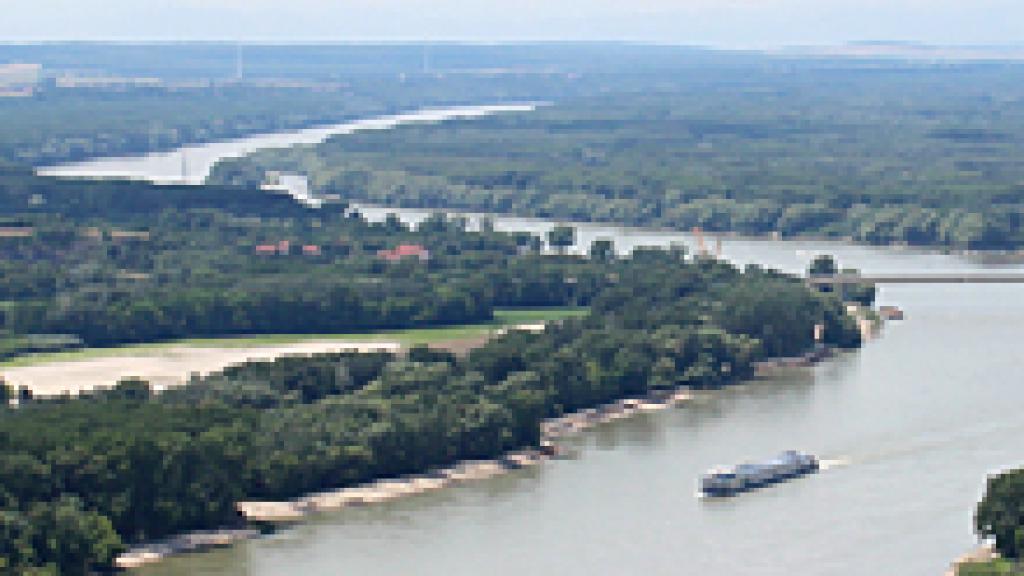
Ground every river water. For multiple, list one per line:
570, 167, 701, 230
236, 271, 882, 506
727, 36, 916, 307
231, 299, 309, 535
37, 108, 1024, 576
35, 104, 539, 185
136, 213, 1024, 576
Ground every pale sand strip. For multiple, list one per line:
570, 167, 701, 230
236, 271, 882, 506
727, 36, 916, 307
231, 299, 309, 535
944, 544, 997, 576
1, 341, 401, 396
117, 387, 696, 569
240, 388, 696, 524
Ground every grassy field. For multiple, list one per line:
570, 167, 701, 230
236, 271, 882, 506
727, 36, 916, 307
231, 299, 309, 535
959, 560, 1024, 575
0, 307, 588, 369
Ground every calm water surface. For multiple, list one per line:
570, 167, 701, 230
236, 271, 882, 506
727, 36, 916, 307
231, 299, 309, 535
139, 223, 1024, 576
42, 113, 1023, 575
35, 104, 538, 184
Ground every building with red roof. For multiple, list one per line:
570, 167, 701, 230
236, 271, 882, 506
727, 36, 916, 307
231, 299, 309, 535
378, 244, 430, 262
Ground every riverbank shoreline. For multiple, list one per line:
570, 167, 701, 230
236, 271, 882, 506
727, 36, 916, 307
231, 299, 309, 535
35, 103, 543, 185
945, 544, 998, 575
27, 94, 1023, 257
30, 110, 377, 170
114, 342, 844, 570
349, 201, 1024, 258
114, 385, 696, 570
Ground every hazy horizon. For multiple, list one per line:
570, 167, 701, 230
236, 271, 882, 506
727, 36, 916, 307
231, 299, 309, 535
2, 1, 1023, 49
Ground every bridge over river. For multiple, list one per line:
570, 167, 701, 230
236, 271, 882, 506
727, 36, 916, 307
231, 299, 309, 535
808, 273, 1024, 285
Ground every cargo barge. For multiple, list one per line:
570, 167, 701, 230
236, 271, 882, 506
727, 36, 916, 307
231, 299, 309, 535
699, 451, 819, 497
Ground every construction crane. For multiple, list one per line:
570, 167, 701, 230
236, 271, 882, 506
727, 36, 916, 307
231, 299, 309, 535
692, 226, 707, 256
180, 150, 189, 184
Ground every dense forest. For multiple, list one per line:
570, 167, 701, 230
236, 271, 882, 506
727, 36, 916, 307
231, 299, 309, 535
0, 158, 863, 573
0, 76, 573, 168
0, 87, 376, 166
213, 63, 1024, 250
0, 172, 609, 354
0, 241, 860, 574
3, 43, 1023, 249
1, 44, 1002, 574
0, 167, 865, 354
5, 42, 647, 166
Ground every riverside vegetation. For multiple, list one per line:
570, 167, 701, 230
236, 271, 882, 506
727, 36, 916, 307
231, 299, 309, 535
6, 44, 1024, 250
4, 43, 1024, 251
0, 71, 580, 168
4, 43, 1009, 574
213, 62, 1024, 250
3, 43, 657, 169
0, 167, 588, 353
964, 469, 1024, 574
0, 168, 861, 573
960, 560, 1024, 576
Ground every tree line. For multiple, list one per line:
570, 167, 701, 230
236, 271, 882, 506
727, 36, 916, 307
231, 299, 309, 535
0, 245, 861, 574
212, 66, 1024, 250
0, 173, 604, 350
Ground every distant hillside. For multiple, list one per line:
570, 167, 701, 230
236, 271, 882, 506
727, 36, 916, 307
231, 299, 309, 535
774, 42, 1024, 62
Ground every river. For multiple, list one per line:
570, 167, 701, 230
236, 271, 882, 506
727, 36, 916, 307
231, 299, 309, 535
137, 212, 1024, 576
34, 108, 1024, 575
35, 104, 539, 184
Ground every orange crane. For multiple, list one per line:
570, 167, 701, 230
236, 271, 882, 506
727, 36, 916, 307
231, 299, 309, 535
692, 226, 706, 256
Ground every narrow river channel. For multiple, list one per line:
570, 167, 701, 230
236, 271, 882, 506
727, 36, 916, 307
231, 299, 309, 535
37, 108, 1024, 575
35, 104, 539, 184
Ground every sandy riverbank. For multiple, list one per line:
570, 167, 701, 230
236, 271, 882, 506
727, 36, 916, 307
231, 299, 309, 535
111, 340, 845, 570
81, 322, 841, 571
115, 386, 695, 570
945, 543, 997, 575
229, 389, 696, 524
0, 340, 400, 396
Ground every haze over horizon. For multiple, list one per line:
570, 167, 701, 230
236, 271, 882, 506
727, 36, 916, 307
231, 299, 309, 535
1, 0, 1022, 49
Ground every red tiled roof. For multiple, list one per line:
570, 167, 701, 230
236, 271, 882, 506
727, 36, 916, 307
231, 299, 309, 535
394, 244, 428, 256
378, 244, 429, 261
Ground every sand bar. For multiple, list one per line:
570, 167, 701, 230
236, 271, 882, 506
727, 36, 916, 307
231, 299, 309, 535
1, 340, 401, 396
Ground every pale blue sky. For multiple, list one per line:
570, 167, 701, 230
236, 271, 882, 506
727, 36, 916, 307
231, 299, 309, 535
0, 0, 1021, 48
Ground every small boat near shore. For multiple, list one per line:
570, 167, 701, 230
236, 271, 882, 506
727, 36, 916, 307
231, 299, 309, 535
878, 305, 905, 321
699, 451, 819, 498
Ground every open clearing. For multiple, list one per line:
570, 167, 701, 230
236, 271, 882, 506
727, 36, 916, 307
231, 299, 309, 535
0, 308, 586, 396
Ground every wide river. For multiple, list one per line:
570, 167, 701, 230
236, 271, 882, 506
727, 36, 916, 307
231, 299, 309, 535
41, 106, 1024, 575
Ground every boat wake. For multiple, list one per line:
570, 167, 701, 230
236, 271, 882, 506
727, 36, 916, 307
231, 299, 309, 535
818, 457, 852, 471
